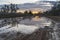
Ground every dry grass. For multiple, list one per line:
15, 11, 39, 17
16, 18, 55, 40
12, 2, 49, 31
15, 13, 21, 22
47, 16, 60, 22
14, 29, 48, 40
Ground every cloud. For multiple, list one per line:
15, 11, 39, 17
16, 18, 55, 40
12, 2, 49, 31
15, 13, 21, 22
0, 0, 57, 5
38, 0, 57, 1
0, 0, 39, 4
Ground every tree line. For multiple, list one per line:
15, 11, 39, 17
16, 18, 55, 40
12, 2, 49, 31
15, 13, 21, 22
44, 1, 60, 16
0, 1, 59, 18
0, 4, 43, 18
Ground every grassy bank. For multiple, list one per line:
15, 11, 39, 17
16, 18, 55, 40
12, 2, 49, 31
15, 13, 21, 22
47, 16, 60, 22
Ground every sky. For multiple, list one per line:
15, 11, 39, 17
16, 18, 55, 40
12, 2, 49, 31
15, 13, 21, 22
0, 0, 57, 4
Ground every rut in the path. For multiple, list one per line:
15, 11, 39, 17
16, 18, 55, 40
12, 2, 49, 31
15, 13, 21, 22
14, 29, 48, 40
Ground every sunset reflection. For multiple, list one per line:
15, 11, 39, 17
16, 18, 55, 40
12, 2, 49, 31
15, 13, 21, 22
32, 16, 40, 21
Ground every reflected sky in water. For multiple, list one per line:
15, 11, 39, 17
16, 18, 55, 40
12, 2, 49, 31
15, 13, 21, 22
20, 16, 52, 27
0, 16, 52, 34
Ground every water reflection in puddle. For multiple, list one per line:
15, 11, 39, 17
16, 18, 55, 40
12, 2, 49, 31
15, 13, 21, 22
0, 16, 52, 34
